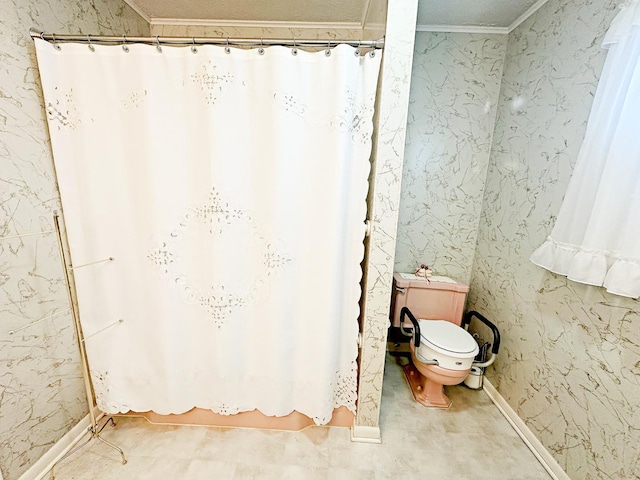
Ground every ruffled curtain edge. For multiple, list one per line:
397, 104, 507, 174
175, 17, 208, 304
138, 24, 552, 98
530, 238, 640, 299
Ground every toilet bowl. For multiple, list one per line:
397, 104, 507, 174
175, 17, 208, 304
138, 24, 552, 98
404, 319, 479, 408
391, 273, 479, 408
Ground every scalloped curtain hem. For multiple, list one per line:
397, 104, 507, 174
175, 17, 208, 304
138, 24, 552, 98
99, 401, 356, 426
530, 238, 640, 299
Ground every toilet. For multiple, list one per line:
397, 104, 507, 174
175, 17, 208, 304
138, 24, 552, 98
390, 272, 478, 408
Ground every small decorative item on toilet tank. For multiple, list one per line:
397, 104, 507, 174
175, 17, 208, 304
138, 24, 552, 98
414, 264, 432, 278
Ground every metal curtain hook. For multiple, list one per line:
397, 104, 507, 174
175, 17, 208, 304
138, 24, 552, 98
51, 33, 61, 50
292, 38, 297, 56
87, 34, 95, 52
191, 37, 197, 53
325, 40, 331, 56
225, 37, 231, 54
355, 40, 361, 56
258, 38, 265, 55
156, 35, 162, 53
122, 34, 129, 52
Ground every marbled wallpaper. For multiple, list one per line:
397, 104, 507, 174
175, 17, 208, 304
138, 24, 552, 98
355, 0, 418, 434
467, 0, 640, 478
150, 24, 364, 41
0, 2, 148, 479
395, 32, 506, 284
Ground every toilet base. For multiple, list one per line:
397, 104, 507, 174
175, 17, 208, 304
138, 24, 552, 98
402, 363, 451, 408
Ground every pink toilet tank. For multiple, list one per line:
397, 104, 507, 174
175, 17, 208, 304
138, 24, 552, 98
391, 272, 469, 327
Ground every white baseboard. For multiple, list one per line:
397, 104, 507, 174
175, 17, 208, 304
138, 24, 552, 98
483, 379, 569, 480
18, 413, 102, 480
350, 424, 382, 444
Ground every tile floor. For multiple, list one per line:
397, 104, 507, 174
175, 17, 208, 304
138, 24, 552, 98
51, 355, 551, 479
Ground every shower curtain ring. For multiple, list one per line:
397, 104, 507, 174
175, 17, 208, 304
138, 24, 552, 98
258, 38, 265, 55
155, 35, 162, 53
122, 35, 129, 52
325, 41, 331, 57
191, 37, 198, 54
291, 38, 297, 56
225, 37, 231, 54
51, 33, 61, 50
355, 40, 361, 57
87, 34, 95, 52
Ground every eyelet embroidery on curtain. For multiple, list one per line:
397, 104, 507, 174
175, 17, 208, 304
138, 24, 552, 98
196, 284, 250, 328
329, 89, 375, 144
46, 86, 83, 130
147, 242, 175, 275
263, 244, 293, 272
331, 359, 358, 412
186, 189, 251, 234
273, 91, 307, 116
212, 403, 241, 416
92, 370, 112, 411
191, 61, 235, 105
148, 187, 292, 327
121, 89, 148, 110
312, 359, 358, 425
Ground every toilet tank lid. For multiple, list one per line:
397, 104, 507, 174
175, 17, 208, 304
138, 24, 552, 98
393, 272, 469, 292
418, 320, 479, 357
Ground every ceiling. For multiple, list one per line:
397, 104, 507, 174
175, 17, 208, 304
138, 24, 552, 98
417, 0, 542, 28
125, 0, 545, 31
127, 0, 366, 25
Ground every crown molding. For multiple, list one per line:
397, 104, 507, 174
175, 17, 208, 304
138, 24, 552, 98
122, 0, 151, 24
416, 24, 509, 35
148, 18, 362, 30
508, 0, 550, 32
126, 0, 550, 36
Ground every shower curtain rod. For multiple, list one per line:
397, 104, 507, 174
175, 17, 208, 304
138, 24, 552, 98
29, 28, 384, 49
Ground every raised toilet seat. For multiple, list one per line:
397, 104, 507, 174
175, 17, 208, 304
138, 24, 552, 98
404, 319, 478, 408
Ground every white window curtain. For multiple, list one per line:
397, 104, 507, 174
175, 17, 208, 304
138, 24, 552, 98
34, 39, 381, 424
530, 0, 640, 298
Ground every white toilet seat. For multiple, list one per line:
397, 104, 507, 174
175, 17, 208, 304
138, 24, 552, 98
416, 320, 479, 370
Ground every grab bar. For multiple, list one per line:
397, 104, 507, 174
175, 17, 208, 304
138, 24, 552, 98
399, 307, 421, 347
462, 311, 501, 355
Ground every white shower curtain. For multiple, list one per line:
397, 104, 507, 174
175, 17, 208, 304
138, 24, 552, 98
35, 39, 381, 424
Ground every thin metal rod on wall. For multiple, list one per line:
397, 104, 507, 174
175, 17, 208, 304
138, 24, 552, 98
0, 230, 53, 241
8, 307, 71, 335
29, 28, 384, 49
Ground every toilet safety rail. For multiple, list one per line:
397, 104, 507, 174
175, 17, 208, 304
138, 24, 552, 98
461, 311, 501, 368
399, 307, 421, 346
398, 307, 501, 368
399, 307, 439, 365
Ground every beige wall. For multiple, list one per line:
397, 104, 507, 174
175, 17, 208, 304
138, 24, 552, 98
468, 0, 639, 478
0, 2, 148, 479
